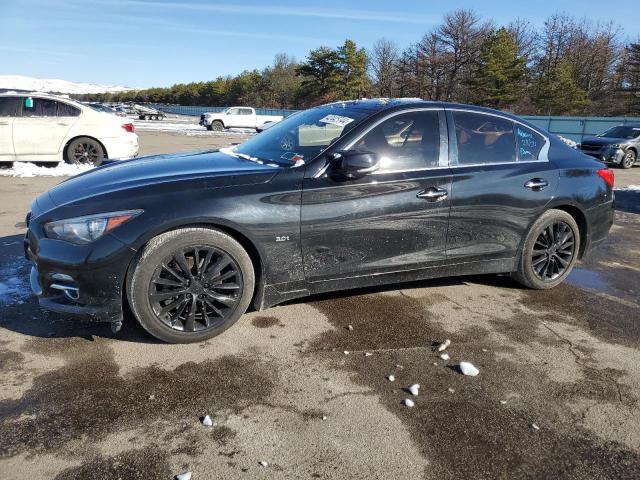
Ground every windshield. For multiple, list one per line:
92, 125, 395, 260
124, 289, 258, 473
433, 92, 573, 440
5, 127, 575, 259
599, 126, 640, 139
232, 105, 371, 167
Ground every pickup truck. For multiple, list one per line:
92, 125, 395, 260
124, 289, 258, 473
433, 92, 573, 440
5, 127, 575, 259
199, 107, 283, 132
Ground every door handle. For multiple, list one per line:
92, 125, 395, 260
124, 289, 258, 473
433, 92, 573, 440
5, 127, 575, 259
524, 178, 549, 190
0, 121, 9, 125
417, 187, 448, 201
56, 122, 70, 126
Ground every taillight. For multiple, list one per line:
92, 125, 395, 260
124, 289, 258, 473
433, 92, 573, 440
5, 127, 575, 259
597, 168, 614, 188
121, 123, 134, 133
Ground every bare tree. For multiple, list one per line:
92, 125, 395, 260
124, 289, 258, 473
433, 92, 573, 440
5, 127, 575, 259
370, 38, 399, 97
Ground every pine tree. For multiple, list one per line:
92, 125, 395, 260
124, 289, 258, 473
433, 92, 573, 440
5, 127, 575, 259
533, 59, 590, 115
296, 47, 340, 101
469, 28, 527, 109
336, 39, 370, 99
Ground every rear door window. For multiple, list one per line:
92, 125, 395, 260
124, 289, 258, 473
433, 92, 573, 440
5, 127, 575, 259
240, 108, 253, 115
452, 112, 516, 165
22, 98, 58, 117
515, 125, 545, 161
0, 97, 20, 116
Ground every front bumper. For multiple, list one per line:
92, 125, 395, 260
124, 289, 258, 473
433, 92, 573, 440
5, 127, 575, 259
580, 146, 625, 165
24, 225, 136, 323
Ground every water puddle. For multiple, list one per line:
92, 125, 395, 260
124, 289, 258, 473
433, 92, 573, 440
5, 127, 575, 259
567, 267, 610, 293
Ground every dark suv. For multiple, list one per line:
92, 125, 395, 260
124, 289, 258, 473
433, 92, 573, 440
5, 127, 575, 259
578, 124, 640, 169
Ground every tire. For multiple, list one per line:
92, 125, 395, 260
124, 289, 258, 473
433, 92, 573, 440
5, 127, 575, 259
65, 137, 105, 166
512, 209, 580, 290
127, 227, 255, 343
211, 120, 224, 132
621, 150, 636, 169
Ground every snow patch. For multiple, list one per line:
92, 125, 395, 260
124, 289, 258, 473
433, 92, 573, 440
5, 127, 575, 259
458, 362, 480, 377
0, 162, 94, 178
615, 185, 640, 191
0, 257, 31, 305
558, 135, 578, 148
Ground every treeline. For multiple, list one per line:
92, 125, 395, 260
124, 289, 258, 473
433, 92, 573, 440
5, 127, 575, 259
76, 10, 640, 116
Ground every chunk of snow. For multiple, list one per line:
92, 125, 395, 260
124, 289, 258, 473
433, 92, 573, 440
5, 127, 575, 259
347, 324, 354, 330
322, 415, 327, 421
448, 388, 455, 393
459, 362, 479, 376
432, 362, 438, 366
364, 352, 372, 357
440, 353, 450, 361
147, 394, 155, 401
259, 461, 269, 467
437, 339, 451, 352
482, 348, 488, 352
343, 351, 349, 355
175, 472, 192, 480
387, 375, 395, 382
408, 384, 420, 396
202, 415, 213, 427
531, 423, 540, 431
558, 135, 578, 148
500, 400, 507, 405
403, 398, 415, 407
0, 162, 94, 178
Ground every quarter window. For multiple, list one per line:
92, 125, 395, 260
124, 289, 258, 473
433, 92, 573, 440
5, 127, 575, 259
57, 102, 81, 117
353, 111, 441, 171
516, 125, 545, 161
0, 97, 20, 116
453, 112, 516, 165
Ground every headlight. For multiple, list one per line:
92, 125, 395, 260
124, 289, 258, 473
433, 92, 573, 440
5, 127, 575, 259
611, 144, 625, 149
43, 210, 142, 245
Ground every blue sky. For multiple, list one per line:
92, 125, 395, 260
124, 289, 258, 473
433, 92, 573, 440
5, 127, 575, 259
1, 0, 638, 88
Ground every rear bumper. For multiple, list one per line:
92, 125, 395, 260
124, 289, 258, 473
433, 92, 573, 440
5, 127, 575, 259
583, 199, 614, 256
102, 133, 139, 160
24, 227, 136, 323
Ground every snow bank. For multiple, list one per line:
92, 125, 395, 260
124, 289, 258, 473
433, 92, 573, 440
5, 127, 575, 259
0, 162, 94, 178
133, 119, 256, 137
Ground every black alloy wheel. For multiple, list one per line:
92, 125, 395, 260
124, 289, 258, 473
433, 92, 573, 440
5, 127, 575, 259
149, 246, 242, 333
531, 221, 575, 281
66, 137, 104, 166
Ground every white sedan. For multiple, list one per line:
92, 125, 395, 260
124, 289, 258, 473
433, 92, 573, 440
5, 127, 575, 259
0, 93, 138, 165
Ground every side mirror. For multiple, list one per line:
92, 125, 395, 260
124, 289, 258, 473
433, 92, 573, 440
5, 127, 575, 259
330, 150, 379, 179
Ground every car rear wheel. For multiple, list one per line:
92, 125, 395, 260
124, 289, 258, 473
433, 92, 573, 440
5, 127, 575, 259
211, 120, 224, 132
66, 137, 105, 166
127, 227, 254, 343
621, 150, 636, 169
513, 209, 580, 289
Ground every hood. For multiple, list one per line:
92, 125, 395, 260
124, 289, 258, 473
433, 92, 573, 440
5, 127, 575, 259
46, 150, 280, 207
580, 136, 628, 146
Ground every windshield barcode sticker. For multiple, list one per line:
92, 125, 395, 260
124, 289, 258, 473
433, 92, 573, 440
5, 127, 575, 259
319, 115, 354, 127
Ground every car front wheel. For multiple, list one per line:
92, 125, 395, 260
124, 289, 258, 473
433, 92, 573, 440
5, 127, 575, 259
621, 150, 636, 169
127, 227, 255, 343
513, 209, 580, 289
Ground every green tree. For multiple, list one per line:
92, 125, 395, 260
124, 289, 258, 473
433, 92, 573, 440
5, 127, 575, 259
296, 46, 340, 102
533, 59, 590, 114
336, 39, 370, 99
470, 28, 527, 109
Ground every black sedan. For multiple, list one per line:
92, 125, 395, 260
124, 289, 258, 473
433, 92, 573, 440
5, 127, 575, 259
25, 99, 615, 343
